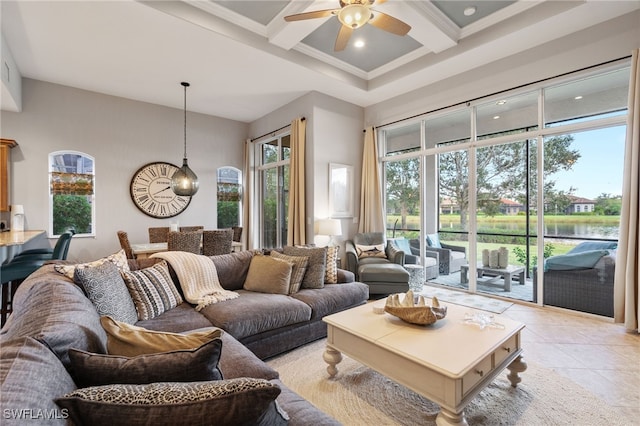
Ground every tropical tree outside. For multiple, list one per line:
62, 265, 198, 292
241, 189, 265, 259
53, 195, 91, 234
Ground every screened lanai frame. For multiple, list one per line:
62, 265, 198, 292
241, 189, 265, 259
378, 58, 630, 306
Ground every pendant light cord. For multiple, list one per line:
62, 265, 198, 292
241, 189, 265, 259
182, 82, 190, 159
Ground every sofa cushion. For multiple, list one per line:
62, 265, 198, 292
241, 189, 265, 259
55, 378, 285, 426
122, 260, 183, 321
68, 338, 223, 387
54, 249, 130, 279
325, 246, 339, 284
217, 332, 280, 381
544, 250, 610, 271
199, 290, 312, 339
291, 282, 370, 320
1, 337, 77, 425
74, 260, 138, 325
243, 255, 293, 295
283, 246, 327, 289
270, 251, 309, 293
355, 243, 386, 259
135, 303, 213, 333
209, 250, 256, 291
100, 316, 222, 356
0, 265, 107, 368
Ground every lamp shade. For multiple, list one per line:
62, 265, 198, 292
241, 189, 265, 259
317, 218, 342, 237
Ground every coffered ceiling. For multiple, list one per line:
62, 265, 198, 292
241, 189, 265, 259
1, 1, 639, 122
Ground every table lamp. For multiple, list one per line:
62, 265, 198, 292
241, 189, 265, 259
317, 218, 342, 247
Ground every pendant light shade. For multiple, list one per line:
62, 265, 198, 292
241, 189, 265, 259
171, 81, 199, 196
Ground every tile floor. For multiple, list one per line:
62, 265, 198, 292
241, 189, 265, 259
501, 301, 640, 419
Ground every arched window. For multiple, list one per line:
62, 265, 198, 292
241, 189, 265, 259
217, 166, 242, 228
49, 151, 95, 237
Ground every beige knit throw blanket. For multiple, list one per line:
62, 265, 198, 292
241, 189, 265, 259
150, 251, 238, 310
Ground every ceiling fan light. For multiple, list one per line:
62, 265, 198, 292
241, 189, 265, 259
338, 4, 370, 29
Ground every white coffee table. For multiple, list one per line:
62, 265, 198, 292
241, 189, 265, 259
323, 301, 527, 426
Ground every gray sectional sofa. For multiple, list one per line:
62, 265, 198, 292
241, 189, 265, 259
0, 249, 369, 425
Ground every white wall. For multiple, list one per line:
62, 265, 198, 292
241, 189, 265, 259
2, 79, 248, 262
249, 91, 364, 252
365, 11, 640, 126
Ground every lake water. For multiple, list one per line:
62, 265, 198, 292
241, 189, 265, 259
441, 220, 620, 240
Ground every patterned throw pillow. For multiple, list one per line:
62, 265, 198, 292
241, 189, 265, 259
73, 261, 138, 325
325, 245, 339, 284
68, 338, 223, 388
282, 246, 327, 289
55, 249, 131, 280
270, 251, 309, 293
121, 261, 183, 321
356, 244, 387, 259
100, 316, 223, 357
243, 255, 293, 295
55, 378, 287, 426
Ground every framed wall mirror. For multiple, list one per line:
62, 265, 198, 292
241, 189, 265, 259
329, 163, 353, 218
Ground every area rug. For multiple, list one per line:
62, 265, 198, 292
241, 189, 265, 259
419, 285, 513, 314
269, 339, 633, 426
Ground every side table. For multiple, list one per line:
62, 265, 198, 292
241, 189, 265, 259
404, 264, 424, 293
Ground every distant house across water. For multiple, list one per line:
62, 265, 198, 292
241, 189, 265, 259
565, 196, 595, 214
499, 198, 523, 215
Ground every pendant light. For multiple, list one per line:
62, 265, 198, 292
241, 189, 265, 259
171, 81, 199, 196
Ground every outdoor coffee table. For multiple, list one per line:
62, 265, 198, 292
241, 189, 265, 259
323, 301, 526, 426
460, 263, 525, 291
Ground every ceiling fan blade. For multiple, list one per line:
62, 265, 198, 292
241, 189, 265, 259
284, 9, 337, 22
369, 11, 411, 36
373, 0, 387, 5
334, 25, 353, 51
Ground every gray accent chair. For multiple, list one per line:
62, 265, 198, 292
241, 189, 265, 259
345, 232, 404, 278
410, 237, 467, 275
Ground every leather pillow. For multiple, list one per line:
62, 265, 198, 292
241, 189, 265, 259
100, 316, 222, 357
68, 338, 223, 388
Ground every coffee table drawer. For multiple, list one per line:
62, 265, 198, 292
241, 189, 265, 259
494, 334, 519, 366
462, 355, 493, 396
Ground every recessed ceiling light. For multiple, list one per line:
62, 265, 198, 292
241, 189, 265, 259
464, 6, 477, 16
574, 95, 583, 100
354, 39, 365, 48
496, 100, 507, 105
493, 115, 500, 120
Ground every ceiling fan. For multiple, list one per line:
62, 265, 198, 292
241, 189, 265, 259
284, 0, 411, 51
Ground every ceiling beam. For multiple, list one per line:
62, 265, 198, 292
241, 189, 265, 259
269, 0, 337, 50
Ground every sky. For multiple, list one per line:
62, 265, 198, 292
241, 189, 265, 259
549, 125, 626, 200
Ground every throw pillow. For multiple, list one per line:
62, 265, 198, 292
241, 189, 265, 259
55, 378, 287, 426
121, 260, 183, 321
325, 245, 339, 284
426, 233, 442, 248
54, 249, 130, 280
100, 316, 223, 356
270, 250, 309, 293
569, 241, 618, 254
68, 338, 223, 388
243, 255, 293, 295
283, 246, 327, 289
74, 261, 138, 325
355, 244, 386, 259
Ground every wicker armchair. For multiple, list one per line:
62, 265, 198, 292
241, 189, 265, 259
148, 227, 170, 243
179, 226, 204, 233
117, 230, 135, 259
409, 237, 466, 275
202, 229, 234, 256
167, 230, 202, 254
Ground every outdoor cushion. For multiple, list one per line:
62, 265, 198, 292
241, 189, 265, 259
426, 233, 442, 248
569, 241, 618, 254
544, 249, 610, 271
392, 238, 412, 254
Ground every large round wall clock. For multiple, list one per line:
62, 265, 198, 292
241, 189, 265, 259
130, 162, 192, 218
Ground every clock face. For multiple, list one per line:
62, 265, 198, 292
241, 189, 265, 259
130, 162, 191, 218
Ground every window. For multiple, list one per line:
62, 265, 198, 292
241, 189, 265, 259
379, 61, 629, 312
49, 151, 95, 237
257, 134, 290, 248
217, 166, 242, 228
